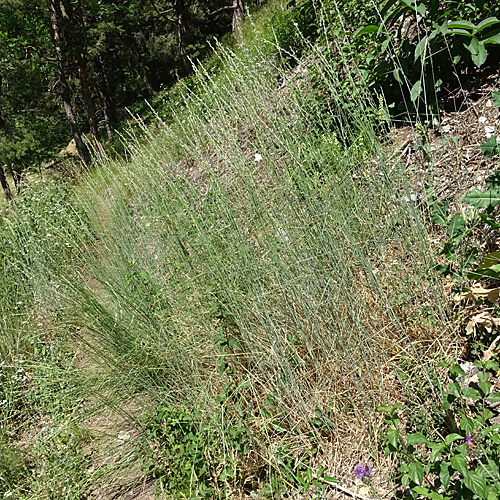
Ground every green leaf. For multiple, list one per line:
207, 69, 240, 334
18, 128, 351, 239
477, 252, 500, 271
445, 433, 464, 445
465, 37, 488, 67
487, 392, 500, 403
463, 188, 500, 208
460, 417, 480, 434
228, 339, 242, 350
480, 136, 500, 158
447, 214, 467, 240
407, 432, 428, 445
448, 382, 462, 398
478, 212, 500, 229
493, 91, 500, 107
377, 405, 391, 412
237, 380, 251, 390
428, 493, 446, 500
429, 442, 445, 461
450, 453, 467, 475
447, 20, 476, 30
440, 462, 451, 487
476, 17, 500, 32
484, 33, 500, 44
412, 486, 429, 496
410, 80, 423, 104
450, 364, 466, 376
354, 25, 379, 36
408, 462, 424, 485
461, 387, 482, 399
387, 428, 399, 448
478, 381, 493, 396
414, 35, 428, 62
464, 470, 487, 497
431, 200, 449, 226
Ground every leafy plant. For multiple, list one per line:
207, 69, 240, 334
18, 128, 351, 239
378, 359, 500, 500
357, 0, 500, 112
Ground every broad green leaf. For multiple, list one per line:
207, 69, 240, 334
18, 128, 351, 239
445, 433, 464, 445
463, 188, 500, 208
228, 339, 242, 350
448, 28, 475, 37
414, 35, 428, 62
393, 68, 403, 84
476, 17, 500, 32
478, 381, 492, 396
485, 359, 500, 370
461, 387, 482, 399
450, 364, 466, 376
464, 470, 487, 497
450, 453, 467, 475
387, 428, 399, 447
428, 493, 445, 500
429, 442, 445, 461
412, 486, 429, 495
493, 91, 500, 107
410, 80, 423, 104
477, 252, 500, 270
448, 382, 462, 398
460, 417, 480, 434
440, 462, 451, 487
480, 136, 500, 158
447, 20, 476, 30
377, 405, 391, 412
484, 33, 500, 44
407, 432, 428, 445
447, 214, 466, 240
448, 21, 477, 30
354, 25, 379, 36
408, 462, 424, 485
487, 392, 500, 403
465, 38, 488, 67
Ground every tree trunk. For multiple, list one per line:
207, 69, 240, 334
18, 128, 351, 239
8, 164, 21, 193
231, 0, 245, 33
78, 61, 100, 150
48, 0, 90, 164
94, 54, 118, 139
0, 74, 5, 129
174, 0, 191, 75
0, 165, 13, 202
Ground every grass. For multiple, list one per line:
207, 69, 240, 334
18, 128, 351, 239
0, 5, 458, 498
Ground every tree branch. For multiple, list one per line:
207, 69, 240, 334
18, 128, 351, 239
209, 5, 236, 15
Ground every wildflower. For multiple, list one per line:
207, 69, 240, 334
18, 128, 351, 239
354, 463, 372, 480
254, 153, 262, 163
466, 435, 473, 445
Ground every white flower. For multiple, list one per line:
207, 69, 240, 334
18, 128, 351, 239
254, 153, 262, 163
485, 125, 495, 138
117, 431, 130, 441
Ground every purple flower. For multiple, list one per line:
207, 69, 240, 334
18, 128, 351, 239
466, 435, 473, 444
354, 463, 372, 480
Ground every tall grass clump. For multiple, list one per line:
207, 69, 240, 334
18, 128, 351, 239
0, 177, 116, 498
41, 30, 454, 495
